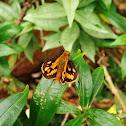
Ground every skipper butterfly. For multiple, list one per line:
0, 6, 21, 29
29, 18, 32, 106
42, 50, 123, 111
41, 51, 78, 84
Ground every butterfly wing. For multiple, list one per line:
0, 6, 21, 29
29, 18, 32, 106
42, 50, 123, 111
64, 60, 78, 84
41, 57, 58, 79
60, 60, 78, 84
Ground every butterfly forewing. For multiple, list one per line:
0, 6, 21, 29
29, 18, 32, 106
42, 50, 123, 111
41, 57, 57, 79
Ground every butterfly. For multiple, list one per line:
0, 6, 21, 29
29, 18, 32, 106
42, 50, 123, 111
41, 51, 78, 84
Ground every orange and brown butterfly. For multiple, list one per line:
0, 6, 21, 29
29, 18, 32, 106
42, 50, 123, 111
41, 51, 78, 84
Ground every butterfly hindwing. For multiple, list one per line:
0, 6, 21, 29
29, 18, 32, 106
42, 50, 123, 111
41, 57, 57, 79
64, 60, 78, 84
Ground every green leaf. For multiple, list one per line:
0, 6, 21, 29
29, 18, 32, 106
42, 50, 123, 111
82, 2, 96, 12
62, 0, 79, 27
75, 10, 117, 39
0, 24, 22, 42
64, 115, 83, 126
18, 32, 33, 48
78, 0, 95, 8
101, 0, 112, 10
24, 39, 34, 63
0, 57, 10, 77
43, 32, 61, 52
78, 31, 95, 62
0, 1, 19, 20
56, 101, 80, 114
111, 34, 126, 46
9, 0, 21, 15
7, 43, 24, 54
30, 78, 67, 126
24, 16, 68, 31
0, 43, 16, 57
14, 119, 23, 126
84, 109, 123, 126
0, 85, 29, 126
102, 11, 126, 33
8, 55, 17, 69
89, 66, 104, 105
24, 3, 66, 20
70, 53, 92, 109
60, 22, 80, 52
71, 39, 81, 53
121, 50, 126, 79
19, 22, 34, 35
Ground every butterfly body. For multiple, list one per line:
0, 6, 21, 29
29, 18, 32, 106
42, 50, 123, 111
41, 51, 78, 84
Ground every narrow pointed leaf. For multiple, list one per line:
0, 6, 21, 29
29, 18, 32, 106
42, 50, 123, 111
0, 24, 22, 42
64, 115, 83, 126
62, 0, 79, 27
30, 78, 67, 126
101, 0, 112, 10
78, 31, 95, 62
60, 22, 80, 52
102, 11, 126, 33
70, 53, 92, 109
89, 66, 104, 105
75, 10, 117, 39
56, 101, 80, 114
0, 85, 29, 126
84, 109, 123, 126
0, 57, 10, 77
111, 34, 126, 46
121, 50, 126, 79
0, 43, 16, 57
43, 32, 61, 51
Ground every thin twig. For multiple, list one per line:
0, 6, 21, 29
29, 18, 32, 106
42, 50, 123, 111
61, 113, 70, 126
103, 66, 126, 111
106, 51, 122, 67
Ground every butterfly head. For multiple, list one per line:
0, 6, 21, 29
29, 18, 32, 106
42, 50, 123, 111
63, 51, 70, 56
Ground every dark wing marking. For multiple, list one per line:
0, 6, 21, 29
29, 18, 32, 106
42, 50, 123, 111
64, 60, 78, 84
41, 57, 57, 79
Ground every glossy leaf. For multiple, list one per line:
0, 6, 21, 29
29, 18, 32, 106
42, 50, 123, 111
102, 0, 112, 10
0, 85, 29, 126
75, 10, 117, 39
102, 11, 126, 33
89, 66, 104, 105
0, 1, 19, 20
78, 0, 95, 8
84, 109, 123, 126
56, 101, 80, 114
111, 34, 126, 46
24, 3, 66, 19
30, 78, 67, 126
0, 43, 16, 57
121, 50, 126, 79
64, 115, 83, 126
0, 57, 10, 77
18, 32, 33, 48
82, 2, 96, 12
24, 39, 34, 63
62, 0, 79, 27
43, 32, 61, 51
24, 16, 68, 31
70, 53, 92, 109
79, 31, 95, 62
14, 119, 23, 126
0, 24, 22, 42
60, 22, 80, 52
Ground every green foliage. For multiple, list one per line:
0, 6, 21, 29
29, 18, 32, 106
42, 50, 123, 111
0, 0, 126, 125
0, 86, 29, 126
